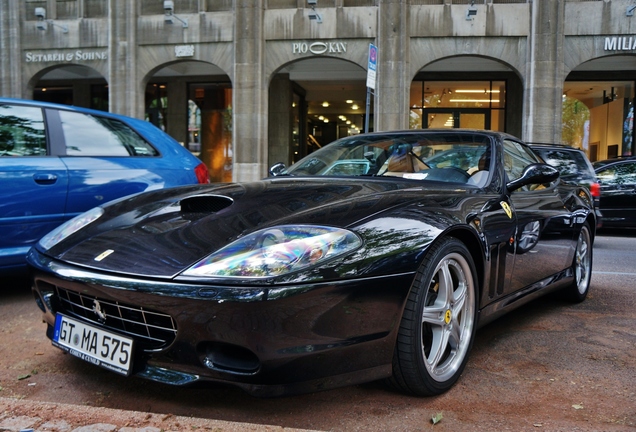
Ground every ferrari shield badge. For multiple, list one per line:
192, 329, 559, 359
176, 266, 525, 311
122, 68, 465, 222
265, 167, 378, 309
500, 201, 513, 219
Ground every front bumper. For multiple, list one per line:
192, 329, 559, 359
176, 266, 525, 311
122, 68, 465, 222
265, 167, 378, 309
28, 249, 413, 396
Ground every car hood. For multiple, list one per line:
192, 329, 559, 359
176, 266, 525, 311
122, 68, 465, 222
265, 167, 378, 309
42, 177, 469, 278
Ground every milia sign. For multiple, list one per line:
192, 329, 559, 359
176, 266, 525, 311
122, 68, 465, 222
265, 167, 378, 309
292, 41, 347, 55
604, 36, 636, 51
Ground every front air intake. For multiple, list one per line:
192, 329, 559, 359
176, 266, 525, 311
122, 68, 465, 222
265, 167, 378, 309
180, 195, 233, 213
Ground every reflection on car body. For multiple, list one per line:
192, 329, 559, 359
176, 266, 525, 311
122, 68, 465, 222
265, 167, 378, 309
530, 143, 602, 228
29, 129, 595, 397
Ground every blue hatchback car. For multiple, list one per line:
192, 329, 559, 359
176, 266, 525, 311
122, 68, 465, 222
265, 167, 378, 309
0, 98, 210, 273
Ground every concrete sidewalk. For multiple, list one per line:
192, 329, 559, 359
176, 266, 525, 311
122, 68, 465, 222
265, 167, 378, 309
0, 397, 320, 432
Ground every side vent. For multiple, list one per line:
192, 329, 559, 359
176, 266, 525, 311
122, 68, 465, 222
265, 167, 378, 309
180, 195, 233, 213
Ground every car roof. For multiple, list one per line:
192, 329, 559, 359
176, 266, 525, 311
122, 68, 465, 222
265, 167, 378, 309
0, 97, 137, 123
354, 128, 519, 142
593, 156, 636, 170
527, 142, 586, 152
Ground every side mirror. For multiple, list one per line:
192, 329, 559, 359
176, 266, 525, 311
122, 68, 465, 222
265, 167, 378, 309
506, 163, 559, 192
269, 162, 287, 177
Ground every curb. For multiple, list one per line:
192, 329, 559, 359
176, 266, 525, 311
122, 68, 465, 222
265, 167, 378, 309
0, 397, 320, 432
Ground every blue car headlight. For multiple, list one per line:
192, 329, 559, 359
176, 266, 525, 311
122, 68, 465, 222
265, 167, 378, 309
38, 207, 104, 250
182, 225, 362, 278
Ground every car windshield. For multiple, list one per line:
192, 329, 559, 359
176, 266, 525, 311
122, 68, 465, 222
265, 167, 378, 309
284, 131, 492, 185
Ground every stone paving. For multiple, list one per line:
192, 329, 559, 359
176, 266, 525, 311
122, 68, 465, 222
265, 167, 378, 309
0, 397, 317, 432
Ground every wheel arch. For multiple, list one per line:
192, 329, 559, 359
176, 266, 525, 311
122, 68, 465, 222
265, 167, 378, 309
445, 227, 486, 298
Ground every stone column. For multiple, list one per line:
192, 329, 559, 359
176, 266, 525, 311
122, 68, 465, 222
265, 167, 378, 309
233, 0, 266, 182
523, 0, 565, 143
375, 0, 409, 132
0, 1, 21, 97
108, 0, 140, 118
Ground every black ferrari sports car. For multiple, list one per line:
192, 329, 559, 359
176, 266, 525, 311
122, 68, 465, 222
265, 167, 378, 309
28, 129, 595, 397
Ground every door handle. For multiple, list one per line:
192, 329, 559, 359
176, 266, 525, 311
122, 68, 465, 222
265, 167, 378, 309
33, 173, 58, 185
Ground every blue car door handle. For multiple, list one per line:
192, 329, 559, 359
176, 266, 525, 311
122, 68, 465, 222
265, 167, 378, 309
33, 173, 58, 185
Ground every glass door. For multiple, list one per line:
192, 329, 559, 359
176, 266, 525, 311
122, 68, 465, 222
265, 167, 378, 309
425, 109, 489, 129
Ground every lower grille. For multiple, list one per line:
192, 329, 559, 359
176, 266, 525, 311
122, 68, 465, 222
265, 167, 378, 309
54, 286, 177, 351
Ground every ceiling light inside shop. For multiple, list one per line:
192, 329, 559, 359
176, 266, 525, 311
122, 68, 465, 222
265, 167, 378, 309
346, 100, 353, 104
450, 99, 500, 103
455, 89, 500, 93
322, 102, 329, 107
351, 104, 359, 110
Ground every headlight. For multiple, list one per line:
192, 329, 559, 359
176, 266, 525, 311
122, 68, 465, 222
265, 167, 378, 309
182, 225, 362, 278
38, 207, 104, 250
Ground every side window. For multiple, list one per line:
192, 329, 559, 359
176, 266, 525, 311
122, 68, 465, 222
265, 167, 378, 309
503, 140, 542, 192
59, 110, 158, 157
598, 162, 636, 187
596, 167, 617, 185
0, 104, 47, 157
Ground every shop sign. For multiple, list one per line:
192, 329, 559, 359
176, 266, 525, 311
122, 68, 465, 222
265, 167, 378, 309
292, 41, 347, 55
175, 45, 195, 57
604, 36, 636, 51
25, 50, 107, 63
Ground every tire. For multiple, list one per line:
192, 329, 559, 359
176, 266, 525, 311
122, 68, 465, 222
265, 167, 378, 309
389, 237, 478, 396
563, 223, 593, 303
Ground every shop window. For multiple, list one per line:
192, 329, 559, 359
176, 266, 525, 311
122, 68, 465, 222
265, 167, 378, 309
145, 83, 168, 131
188, 83, 233, 183
91, 84, 109, 112
563, 80, 635, 159
292, 92, 303, 163
410, 80, 506, 131
34, 86, 73, 106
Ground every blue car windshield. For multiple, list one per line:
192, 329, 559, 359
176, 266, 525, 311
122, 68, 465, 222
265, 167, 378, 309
284, 131, 492, 185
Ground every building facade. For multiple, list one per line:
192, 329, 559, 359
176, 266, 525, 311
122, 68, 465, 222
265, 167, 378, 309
2, 0, 635, 182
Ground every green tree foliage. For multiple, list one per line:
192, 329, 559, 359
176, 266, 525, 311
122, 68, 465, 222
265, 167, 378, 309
562, 96, 590, 148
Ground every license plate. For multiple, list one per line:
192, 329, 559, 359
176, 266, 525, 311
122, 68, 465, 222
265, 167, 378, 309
53, 314, 134, 376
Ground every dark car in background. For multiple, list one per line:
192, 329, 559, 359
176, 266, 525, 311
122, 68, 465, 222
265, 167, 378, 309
530, 143, 602, 227
593, 156, 636, 228
1, 98, 210, 273
29, 129, 595, 397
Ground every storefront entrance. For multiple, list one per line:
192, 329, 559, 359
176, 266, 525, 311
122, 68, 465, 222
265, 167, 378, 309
31, 65, 108, 111
270, 58, 368, 167
410, 80, 506, 132
144, 61, 231, 182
